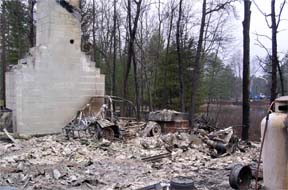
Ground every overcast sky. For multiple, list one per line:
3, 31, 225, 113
235, 0, 288, 59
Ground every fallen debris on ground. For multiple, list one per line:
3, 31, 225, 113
0, 103, 262, 190
0, 128, 261, 190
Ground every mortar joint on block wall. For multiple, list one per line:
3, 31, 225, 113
5, 0, 105, 135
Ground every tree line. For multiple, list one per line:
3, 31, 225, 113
0, 0, 287, 140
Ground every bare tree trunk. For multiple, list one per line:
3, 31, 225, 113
176, 0, 185, 112
1, 1, 6, 106
242, 0, 251, 141
139, 13, 152, 111
276, 1, 285, 96
277, 62, 284, 96
92, 0, 97, 65
153, 0, 162, 102
28, 0, 36, 47
145, 12, 152, 111
139, 16, 144, 110
270, 0, 278, 102
117, 15, 123, 88
112, 0, 117, 96
164, 3, 175, 107
16, 3, 22, 58
207, 45, 220, 116
123, 0, 142, 119
253, 0, 285, 99
132, 49, 140, 120
123, 0, 133, 101
189, 0, 206, 127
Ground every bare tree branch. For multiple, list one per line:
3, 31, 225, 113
276, 0, 286, 28
254, 32, 272, 41
255, 55, 269, 73
252, 0, 266, 15
206, 0, 237, 15
252, 0, 272, 28
254, 34, 271, 58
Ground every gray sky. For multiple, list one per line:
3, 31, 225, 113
235, 0, 288, 59
230, 0, 288, 76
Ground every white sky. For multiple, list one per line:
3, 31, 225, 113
234, 0, 288, 59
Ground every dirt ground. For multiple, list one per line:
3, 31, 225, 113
0, 134, 261, 190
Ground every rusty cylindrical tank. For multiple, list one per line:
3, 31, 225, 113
261, 96, 288, 190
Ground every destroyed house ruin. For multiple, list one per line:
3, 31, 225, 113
5, 0, 105, 135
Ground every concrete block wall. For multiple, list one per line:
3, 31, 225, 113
5, 0, 105, 135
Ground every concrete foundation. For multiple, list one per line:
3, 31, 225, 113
5, 0, 105, 135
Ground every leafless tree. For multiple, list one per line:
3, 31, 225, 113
189, 0, 237, 127
80, 0, 92, 52
123, 0, 142, 119
28, 0, 36, 47
242, 0, 251, 141
253, 0, 286, 101
0, 1, 6, 106
176, 0, 185, 112
164, 0, 177, 106
92, 0, 97, 64
189, 0, 207, 127
112, 0, 117, 96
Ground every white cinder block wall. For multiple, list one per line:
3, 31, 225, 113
5, 0, 105, 135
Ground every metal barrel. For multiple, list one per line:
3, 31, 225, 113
229, 164, 252, 189
170, 176, 197, 190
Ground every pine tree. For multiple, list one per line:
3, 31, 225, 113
4, 0, 30, 65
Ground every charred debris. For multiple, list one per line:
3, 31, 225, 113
0, 96, 261, 190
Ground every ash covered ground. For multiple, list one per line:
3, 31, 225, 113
0, 132, 261, 190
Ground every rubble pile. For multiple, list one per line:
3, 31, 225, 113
0, 126, 260, 190
148, 110, 189, 122
193, 114, 218, 132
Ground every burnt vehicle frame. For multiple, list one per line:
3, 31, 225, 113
63, 95, 137, 140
